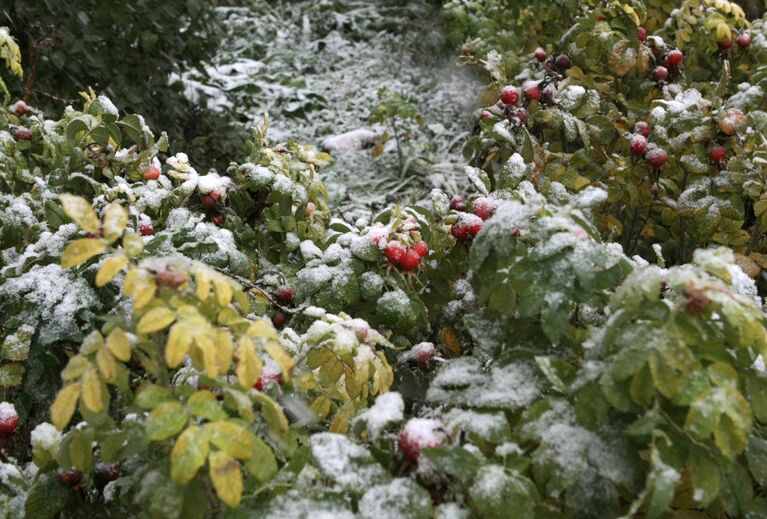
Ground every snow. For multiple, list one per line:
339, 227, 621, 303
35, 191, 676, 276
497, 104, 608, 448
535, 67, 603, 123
30, 422, 62, 452
309, 433, 389, 493
656, 88, 710, 114
427, 358, 542, 410
0, 264, 101, 345
358, 478, 431, 519
262, 490, 355, 519
354, 392, 404, 440
97, 95, 119, 117
0, 402, 16, 421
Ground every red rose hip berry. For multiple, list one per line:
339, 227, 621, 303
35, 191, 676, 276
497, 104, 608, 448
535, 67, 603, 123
412, 241, 429, 258
534, 47, 547, 62
653, 66, 669, 82
143, 165, 160, 181
719, 37, 733, 51
646, 148, 668, 168
399, 249, 421, 271
637, 27, 647, 42
629, 134, 648, 155
555, 54, 571, 69
736, 33, 751, 49
58, 470, 83, 488
139, 223, 154, 236
473, 197, 496, 221
14, 101, 30, 116
523, 81, 542, 102
450, 195, 467, 212
276, 285, 293, 304
479, 110, 492, 120
12, 127, 32, 141
385, 240, 406, 265
272, 311, 286, 328
0, 402, 19, 435
708, 146, 726, 163
398, 418, 445, 461
634, 121, 650, 138
667, 49, 683, 68
500, 86, 520, 106
412, 342, 436, 370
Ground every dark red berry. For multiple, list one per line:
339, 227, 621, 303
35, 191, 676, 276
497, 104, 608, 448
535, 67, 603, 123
95, 462, 121, 483
480, 110, 492, 120
0, 403, 19, 435
450, 195, 467, 212
58, 470, 82, 488
412, 241, 429, 258
736, 33, 751, 49
398, 419, 444, 461
719, 37, 733, 51
385, 241, 406, 265
15, 101, 29, 116
451, 222, 470, 242
508, 107, 527, 126
523, 81, 542, 102
637, 27, 647, 42
634, 121, 650, 138
399, 249, 421, 271
653, 66, 669, 82
534, 47, 547, 62
500, 86, 520, 106
412, 342, 436, 370
473, 197, 496, 221
555, 54, 571, 69
540, 84, 557, 105
708, 146, 726, 163
210, 214, 225, 227
667, 49, 683, 68
276, 286, 293, 304
629, 134, 648, 155
13, 127, 32, 141
272, 311, 286, 328
139, 223, 154, 236
646, 148, 668, 168
143, 166, 160, 181
200, 194, 217, 208
467, 220, 483, 237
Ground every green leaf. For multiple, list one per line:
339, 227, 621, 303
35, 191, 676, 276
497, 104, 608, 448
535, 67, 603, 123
689, 448, 720, 507
747, 436, 767, 486
243, 436, 278, 482
69, 429, 94, 472
146, 402, 188, 441
24, 474, 70, 519
170, 425, 210, 484
205, 421, 253, 460
135, 384, 173, 409
0, 362, 24, 386
469, 465, 538, 519
187, 391, 228, 422
421, 446, 482, 482
647, 449, 680, 519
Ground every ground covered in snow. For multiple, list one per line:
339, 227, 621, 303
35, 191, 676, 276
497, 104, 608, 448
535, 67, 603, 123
173, 1, 481, 219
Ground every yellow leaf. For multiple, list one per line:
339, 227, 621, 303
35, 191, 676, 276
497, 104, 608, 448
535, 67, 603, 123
51, 383, 81, 430
136, 307, 176, 335
122, 267, 138, 296
216, 330, 234, 373
165, 323, 193, 368
81, 368, 105, 413
248, 319, 280, 340
60, 194, 100, 233
102, 202, 128, 242
106, 328, 131, 362
170, 425, 210, 484
209, 451, 243, 508
61, 355, 89, 381
80, 330, 104, 355
122, 231, 144, 258
264, 341, 295, 382
205, 421, 253, 459
61, 239, 106, 268
95, 254, 129, 287
196, 333, 219, 378
213, 277, 233, 307
195, 270, 211, 301
133, 280, 157, 310
310, 396, 331, 420
96, 347, 117, 383
235, 336, 262, 389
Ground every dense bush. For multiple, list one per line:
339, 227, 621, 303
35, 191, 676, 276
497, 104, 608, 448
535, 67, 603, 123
0, 0, 247, 171
1, 1, 767, 518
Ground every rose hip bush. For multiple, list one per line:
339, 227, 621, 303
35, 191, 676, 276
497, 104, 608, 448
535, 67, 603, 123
1, 1, 767, 517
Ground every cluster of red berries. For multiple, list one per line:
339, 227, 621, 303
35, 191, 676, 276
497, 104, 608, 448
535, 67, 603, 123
199, 190, 226, 227
449, 195, 495, 242
652, 48, 683, 84
718, 32, 751, 51
385, 240, 428, 271
628, 121, 667, 168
